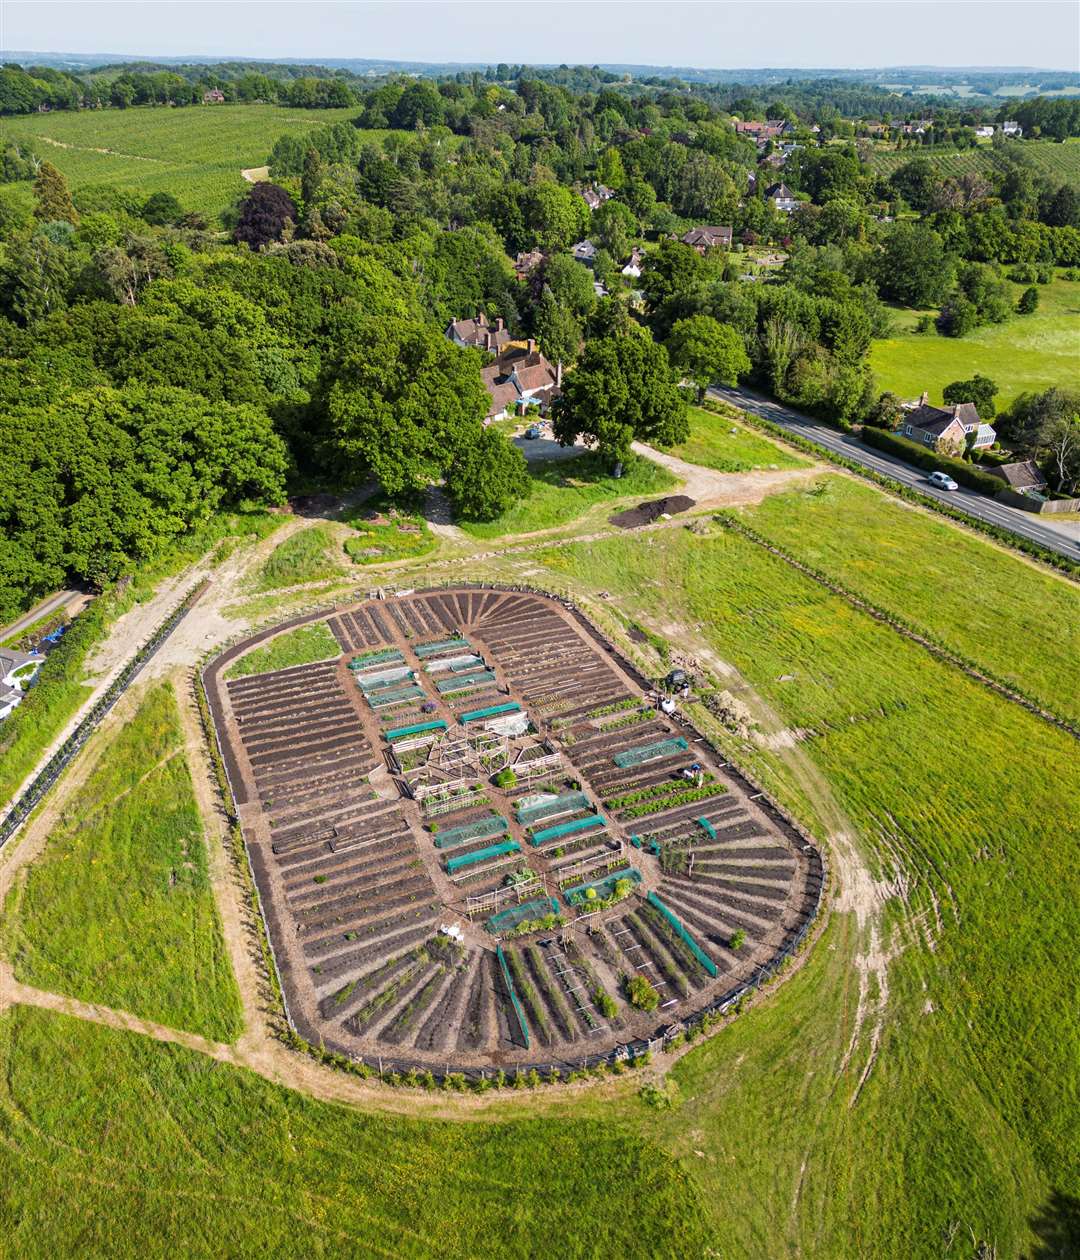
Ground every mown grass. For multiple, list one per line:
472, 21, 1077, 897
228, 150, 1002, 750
660, 405, 808, 472
224, 622, 340, 679
457, 453, 676, 539
0, 1004, 714, 1260
2, 681, 243, 1042
343, 500, 437, 565
0, 103, 366, 221
252, 525, 344, 591
740, 475, 1080, 722
536, 523, 1080, 1257
869, 274, 1080, 410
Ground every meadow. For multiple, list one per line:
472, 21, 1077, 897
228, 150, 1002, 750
660, 405, 808, 473
2, 680, 243, 1042
0, 1005, 713, 1259
456, 452, 675, 539
343, 500, 437, 565
224, 621, 340, 679
252, 524, 348, 591
739, 475, 1080, 722
869, 274, 1080, 409
534, 522, 1080, 1256
0, 103, 363, 221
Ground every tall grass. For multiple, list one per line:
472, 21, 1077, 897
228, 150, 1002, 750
253, 525, 343, 591
225, 622, 340, 679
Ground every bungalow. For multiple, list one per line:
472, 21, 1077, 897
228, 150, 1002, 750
680, 225, 733, 253
986, 460, 1047, 495
764, 182, 799, 213
571, 239, 598, 265
446, 312, 512, 355
901, 394, 997, 454
1003, 120, 1023, 137
480, 341, 562, 421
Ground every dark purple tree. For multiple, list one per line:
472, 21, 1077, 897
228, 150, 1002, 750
234, 182, 297, 250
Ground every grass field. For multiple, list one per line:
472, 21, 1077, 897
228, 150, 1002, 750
0, 103, 364, 220
2, 681, 243, 1042
739, 476, 1080, 722
661, 406, 808, 473
870, 275, 1080, 410
224, 622, 340, 679
535, 523, 1080, 1256
0, 1004, 713, 1259
456, 453, 676, 539
252, 524, 346, 591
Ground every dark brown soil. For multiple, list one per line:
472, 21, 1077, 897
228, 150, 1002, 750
609, 495, 696, 529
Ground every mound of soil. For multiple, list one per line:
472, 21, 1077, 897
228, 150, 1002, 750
609, 495, 696, 529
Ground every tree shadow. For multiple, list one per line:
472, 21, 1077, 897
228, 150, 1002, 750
1025, 1189, 1080, 1259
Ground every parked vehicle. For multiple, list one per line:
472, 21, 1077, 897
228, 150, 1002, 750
928, 470, 959, 491
524, 424, 541, 439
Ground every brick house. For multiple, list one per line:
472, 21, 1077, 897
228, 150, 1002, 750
679, 225, 733, 253
901, 394, 997, 454
480, 341, 561, 421
446, 312, 512, 355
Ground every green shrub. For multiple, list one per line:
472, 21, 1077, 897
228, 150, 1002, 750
730, 929, 747, 951
624, 973, 660, 1012
492, 768, 517, 789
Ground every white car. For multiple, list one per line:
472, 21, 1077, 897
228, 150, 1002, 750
928, 470, 959, 491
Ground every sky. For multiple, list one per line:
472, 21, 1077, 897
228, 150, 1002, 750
3, 0, 1078, 71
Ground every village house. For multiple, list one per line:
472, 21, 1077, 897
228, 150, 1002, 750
0, 647, 41, 720
975, 125, 995, 139
513, 248, 544, 280
1003, 120, 1023, 137
480, 340, 562, 421
986, 460, 1048, 495
579, 183, 615, 210
621, 246, 645, 278
446, 312, 512, 354
765, 182, 799, 213
679, 225, 733, 253
901, 393, 997, 454
734, 118, 790, 140
202, 88, 226, 104
571, 239, 598, 265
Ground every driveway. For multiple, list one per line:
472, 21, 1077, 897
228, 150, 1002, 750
709, 385, 1080, 563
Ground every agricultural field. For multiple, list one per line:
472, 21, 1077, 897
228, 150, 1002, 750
865, 141, 1080, 189
456, 452, 675, 538
869, 274, 1080, 409
738, 476, 1080, 722
660, 406, 808, 474
0, 103, 364, 221
224, 621, 340, 680
0, 1005, 712, 1260
2, 680, 242, 1042
532, 521, 1080, 1257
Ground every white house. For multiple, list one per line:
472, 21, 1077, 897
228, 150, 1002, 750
765, 182, 799, 213
621, 246, 645, 278
0, 648, 41, 720
975, 125, 995, 139
1003, 120, 1023, 137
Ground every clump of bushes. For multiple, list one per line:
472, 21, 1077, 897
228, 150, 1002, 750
624, 973, 660, 1012
492, 768, 517, 789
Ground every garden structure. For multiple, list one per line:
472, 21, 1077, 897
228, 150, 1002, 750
205, 588, 821, 1073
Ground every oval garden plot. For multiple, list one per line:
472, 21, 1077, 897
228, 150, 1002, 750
205, 588, 822, 1073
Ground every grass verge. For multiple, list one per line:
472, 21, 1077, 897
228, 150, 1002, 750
661, 405, 808, 472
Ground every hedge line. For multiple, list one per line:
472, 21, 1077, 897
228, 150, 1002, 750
859, 425, 1007, 495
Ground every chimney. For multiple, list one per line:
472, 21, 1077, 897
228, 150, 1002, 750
919, 391, 929, 407
478, 312, 488, 327
496, 317, 504, 331
527, 338, 536, 356
556, 360, 563, 387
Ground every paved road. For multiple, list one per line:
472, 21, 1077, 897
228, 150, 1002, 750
709, 386, 1080, 563
0, 589, 86, 645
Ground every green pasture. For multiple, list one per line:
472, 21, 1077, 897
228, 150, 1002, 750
1, 103, 364, 220
535, 522, 1080, 1257
740, 475, 1080, 722
2, 680, 242, 1042
661, 406, 808, 473
252, 524, 347, 592
456, 452, 676, 539
0, 1004, 713, 1259
870, 275, 1080, 410
224, 621, 340, 680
